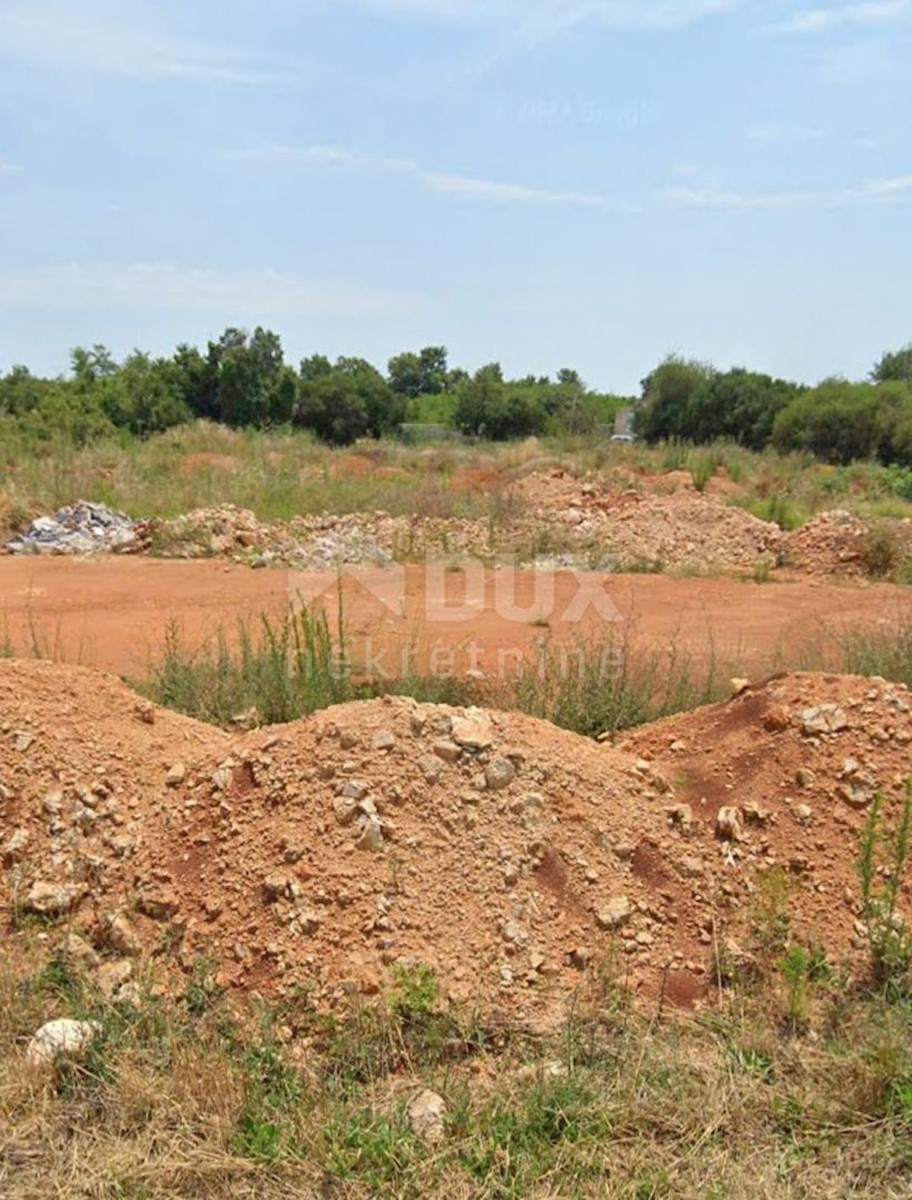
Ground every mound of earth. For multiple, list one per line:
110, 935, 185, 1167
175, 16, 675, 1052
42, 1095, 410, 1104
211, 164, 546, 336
3, 661, 909, 1027
518, 472, 783, 570
783, 510, 869, 576
623, 671, 912, 967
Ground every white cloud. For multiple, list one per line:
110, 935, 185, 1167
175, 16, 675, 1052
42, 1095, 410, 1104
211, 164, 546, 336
0, 1, 278, 83
0, 156, 23, 175
844, 172, 912, 200
0, 263, 419, 317
224, 143, 621, 208
355, 0, 742, 30
663, 171, 912, 209
662, 184, 817, 209
765, 0, 910, 35
747, 122, 825, 143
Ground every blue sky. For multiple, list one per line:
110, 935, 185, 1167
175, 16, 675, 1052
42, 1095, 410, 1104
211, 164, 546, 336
0, 0, 909, 393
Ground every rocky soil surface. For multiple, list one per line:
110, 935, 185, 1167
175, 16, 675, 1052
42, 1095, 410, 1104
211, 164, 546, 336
7, 470, 906, 577
2, 660, 910, 1027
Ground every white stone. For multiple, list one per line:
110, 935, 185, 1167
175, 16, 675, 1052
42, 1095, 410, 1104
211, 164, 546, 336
26, 1019, 101, 1067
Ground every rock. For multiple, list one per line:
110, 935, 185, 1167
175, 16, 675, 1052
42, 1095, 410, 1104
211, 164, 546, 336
795, 804, 814, 825
764, 705, 792, 732
371, 730, 396, 752
25, 881, 86, 917
742, 802, 771, 826
356, 818, 385, 852
211, 766, 233, 792
102, 914, 141, 957
417, 755, 442, 782
795, 768, 817, 789
730, 678, 750, 696
137, 892, 179, 921
433, 740, 462, 764
485, 757, 516, 791
165, 763, 186, 787
716, 807, 743, 842
666, 804, 693, 831
451, 713, 494, 752
839, 782, 873, 810
63, 933, 100, 970
97, 959, 134, 1000
7, 501, 139, 557
501, 919, 528, 946
1, 827, 29, 864
333, 798, 359, 826
596, 897, 632, 930
407, 1089, 448, 1143
679, 856, 704, 879
43, 791, 64, 816
26, 1019, 101, 1067
800, 705, 848, 736
263, 873, 296, 902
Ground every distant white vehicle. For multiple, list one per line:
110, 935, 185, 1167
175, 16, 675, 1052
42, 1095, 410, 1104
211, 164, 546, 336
610, 432, 635, 443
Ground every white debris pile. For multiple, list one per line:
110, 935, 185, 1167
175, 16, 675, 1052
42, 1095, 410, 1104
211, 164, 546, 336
6, 501, 140, 555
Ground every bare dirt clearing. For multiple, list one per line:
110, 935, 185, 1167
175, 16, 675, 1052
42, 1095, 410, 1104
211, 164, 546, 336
0, 557, 907, 679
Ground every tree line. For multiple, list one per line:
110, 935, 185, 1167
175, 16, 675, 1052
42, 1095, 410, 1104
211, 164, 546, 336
2, 327, 912, 467
635, 344, 912, 465
0, 330, 626, 449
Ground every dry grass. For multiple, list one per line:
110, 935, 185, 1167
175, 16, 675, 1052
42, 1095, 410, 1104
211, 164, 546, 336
4, 424, 912, 544
3, 929, 912, 1199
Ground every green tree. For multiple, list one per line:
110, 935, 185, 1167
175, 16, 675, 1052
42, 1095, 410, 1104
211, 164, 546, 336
772, 380, 885, 464
873, 343, 912, 385
454, 364, 549, 439
685, 368, 801, 450
207, 327, 288, 427
169, 344, 219, 421
294, 356, 404, 445
70, 344, 118, 386
388, 346, 448, 397
102, 351, 191, 436
635, 355, 715, 442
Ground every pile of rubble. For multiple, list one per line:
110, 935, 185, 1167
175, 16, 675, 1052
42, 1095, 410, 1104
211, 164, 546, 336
149, 506, 493, 567
6, 477, 902, 579
782, 509, 868, 576
5, 501, 145, 556
2, 659, 910, 1025
518, 472, 784, 571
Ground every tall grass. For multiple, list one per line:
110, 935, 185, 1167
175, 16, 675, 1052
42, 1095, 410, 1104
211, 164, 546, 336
514, 628, 726, 738
840, 616, 912, 688
137, 605, 731, 739
5, 421, 912, 543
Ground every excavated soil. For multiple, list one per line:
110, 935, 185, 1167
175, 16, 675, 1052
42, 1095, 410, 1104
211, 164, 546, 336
108, 473, 907, 578
3, 661, 911, 1027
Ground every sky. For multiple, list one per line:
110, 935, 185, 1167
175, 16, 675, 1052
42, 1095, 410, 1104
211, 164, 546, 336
0, 0, 909, 394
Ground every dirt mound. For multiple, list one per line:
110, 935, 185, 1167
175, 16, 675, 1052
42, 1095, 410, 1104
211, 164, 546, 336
3, 662, 909, 1026
784, 510, 868, 576
519, 472, 783, 570
623, 671, 912, 967
176, 453, 241, 476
